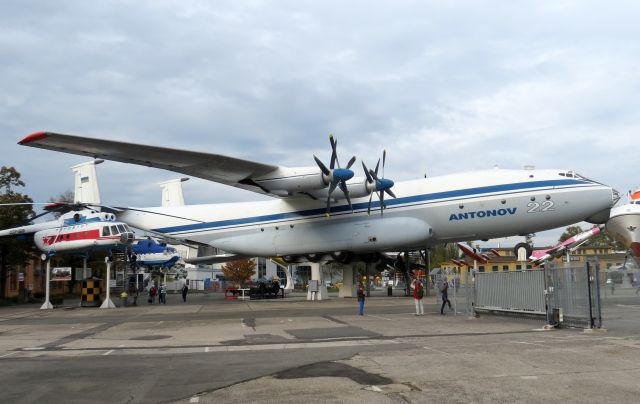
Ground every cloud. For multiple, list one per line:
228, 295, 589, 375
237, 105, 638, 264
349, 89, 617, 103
1, 1, 639, 246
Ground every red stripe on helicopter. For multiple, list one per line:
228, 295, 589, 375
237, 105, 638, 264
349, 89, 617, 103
43, 229, 101, 246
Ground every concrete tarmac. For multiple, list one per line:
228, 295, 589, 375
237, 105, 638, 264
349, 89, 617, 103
1, 290, 640, 403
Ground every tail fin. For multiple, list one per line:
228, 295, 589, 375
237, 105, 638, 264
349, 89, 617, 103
159, 178, 189, 207
71, 160, 103, 204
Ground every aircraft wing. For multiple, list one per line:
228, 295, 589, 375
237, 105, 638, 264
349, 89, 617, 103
19, 132, 280, 196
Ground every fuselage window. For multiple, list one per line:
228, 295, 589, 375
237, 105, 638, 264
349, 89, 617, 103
111, 225, 119, 235
103, 226, 111, 236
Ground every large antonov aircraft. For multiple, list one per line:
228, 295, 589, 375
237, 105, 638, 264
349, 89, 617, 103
18, 131, 618, 263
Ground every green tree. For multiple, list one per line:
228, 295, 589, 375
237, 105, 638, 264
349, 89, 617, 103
558, 225, 584, 243
0, 167, 35, 298
48, 189, 74, 219
221, 259, 256, 287
429, 244, 459, 268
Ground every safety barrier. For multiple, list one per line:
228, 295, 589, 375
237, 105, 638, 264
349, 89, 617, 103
475, 270, 546, 315
81, 279, 102, 307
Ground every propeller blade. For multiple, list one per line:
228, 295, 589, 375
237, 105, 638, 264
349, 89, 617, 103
382, 149, 386, 177
339, 181, 353, 212
330, 136, 338, 169
313, 155, 330, 176
325, 180, 339, 214
367, 192, 373, 215
362, 161, 373, 183
346, 156, 356, 169
327, 181, 338, 198
369, 169, 379, 181
379, 191, 385, 216
385, 188, 396, 198
374, 158, 380, 176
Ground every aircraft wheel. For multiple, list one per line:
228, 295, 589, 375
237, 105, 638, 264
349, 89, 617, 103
359, 252, 380, 263
282, 255, 299, 264
513, 242, 532, 261
331, 251, 353, 264
305, 253, 323, 263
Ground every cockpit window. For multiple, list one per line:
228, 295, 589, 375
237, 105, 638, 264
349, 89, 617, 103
117, 224, 126, 233
102, 226, 111, 236
110, 225, 119, 235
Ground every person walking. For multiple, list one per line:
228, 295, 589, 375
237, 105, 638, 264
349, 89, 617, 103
412, 279, 425, 316
159, 284, 167, 304
357, 283, 365, 316
440, 277, 452, 315
149, 285, 157, 304
181, 282, 189, 302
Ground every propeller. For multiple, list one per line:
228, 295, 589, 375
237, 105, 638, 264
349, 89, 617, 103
362, 149, 396, 215
313, 134, 356, 215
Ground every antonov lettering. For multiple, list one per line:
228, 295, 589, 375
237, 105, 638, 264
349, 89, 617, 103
449, 207, 517, 221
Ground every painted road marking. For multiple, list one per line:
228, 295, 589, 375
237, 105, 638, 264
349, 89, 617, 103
103, 350, 114, 356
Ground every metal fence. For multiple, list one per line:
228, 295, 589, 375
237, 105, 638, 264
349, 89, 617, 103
474, 270, 546, 315
545, 261, 601, 329
431, 273, 473, 316
467, 261, 602, 329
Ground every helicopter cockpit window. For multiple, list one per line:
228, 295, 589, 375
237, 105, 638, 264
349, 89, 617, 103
117, 224, 126, 233
102, 226, 111, 236
110, 225, 119, 235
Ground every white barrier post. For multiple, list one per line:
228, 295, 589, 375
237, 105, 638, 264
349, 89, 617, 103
100, 256, 116, 309
40, 256, 53, 310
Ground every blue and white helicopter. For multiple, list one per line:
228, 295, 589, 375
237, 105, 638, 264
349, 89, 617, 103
131, 237, 181, 268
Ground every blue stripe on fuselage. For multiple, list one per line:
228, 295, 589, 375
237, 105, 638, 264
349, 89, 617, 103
152, 179, 594, 234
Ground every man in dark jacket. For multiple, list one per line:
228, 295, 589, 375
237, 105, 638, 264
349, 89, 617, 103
440, 277, 452, 315
181, 282, 189, 302
357, 283, 365, 316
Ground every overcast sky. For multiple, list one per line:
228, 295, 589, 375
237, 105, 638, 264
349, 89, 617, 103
1, 1, 639, 247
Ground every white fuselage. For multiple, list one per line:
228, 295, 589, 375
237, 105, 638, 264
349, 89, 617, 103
118, 169, 615, 257
606, 200, 640, 259
0, 210, 135, 255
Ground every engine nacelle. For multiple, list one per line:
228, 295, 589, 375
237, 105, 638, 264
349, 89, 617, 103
303, 178, 373, 201
253, 167, 327, 194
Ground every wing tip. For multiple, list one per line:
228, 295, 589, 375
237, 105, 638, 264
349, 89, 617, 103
19, 131, 48, 145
